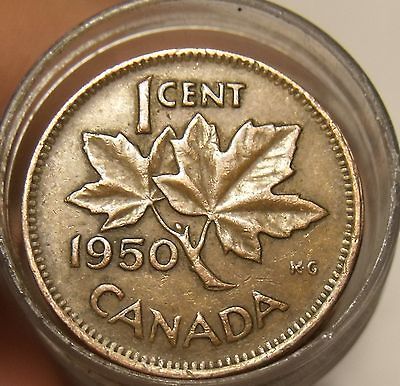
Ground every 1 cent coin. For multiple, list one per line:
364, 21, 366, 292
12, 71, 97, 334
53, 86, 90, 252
22, 49, 361, 379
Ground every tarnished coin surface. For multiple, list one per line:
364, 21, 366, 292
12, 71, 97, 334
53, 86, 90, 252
23, 49, 361, 379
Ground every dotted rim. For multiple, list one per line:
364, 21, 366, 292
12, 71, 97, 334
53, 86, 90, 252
23, 48, 362, 379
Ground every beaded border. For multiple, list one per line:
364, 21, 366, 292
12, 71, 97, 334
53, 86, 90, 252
23, 49, 361, 379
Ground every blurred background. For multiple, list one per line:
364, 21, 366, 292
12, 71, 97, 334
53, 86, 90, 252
0, 1, 398, 385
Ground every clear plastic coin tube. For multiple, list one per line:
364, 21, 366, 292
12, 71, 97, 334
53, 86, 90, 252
0, 1, 398, 385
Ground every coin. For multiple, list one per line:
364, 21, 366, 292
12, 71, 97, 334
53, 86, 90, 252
22, 48, 361, 379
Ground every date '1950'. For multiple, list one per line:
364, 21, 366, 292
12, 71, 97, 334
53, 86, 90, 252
70, 235, 178, 272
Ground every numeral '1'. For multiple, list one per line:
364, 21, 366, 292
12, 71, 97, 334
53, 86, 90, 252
136, 76, 152, 134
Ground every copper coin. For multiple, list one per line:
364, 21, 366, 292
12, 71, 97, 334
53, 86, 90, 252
23, 49, 362, 379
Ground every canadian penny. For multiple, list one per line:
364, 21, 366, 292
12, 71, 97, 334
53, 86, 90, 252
23, 49, 362, 379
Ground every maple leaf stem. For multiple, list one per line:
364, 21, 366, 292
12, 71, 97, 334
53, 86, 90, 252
151, 204, 236, 291
194, 218, 212, 254
151, 203, 182, 239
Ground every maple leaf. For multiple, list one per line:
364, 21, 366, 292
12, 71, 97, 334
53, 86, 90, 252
154, 114, 327, 262
67, 127, 175, 230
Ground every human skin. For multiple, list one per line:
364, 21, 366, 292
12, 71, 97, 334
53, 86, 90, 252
0, 2, 119, 385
